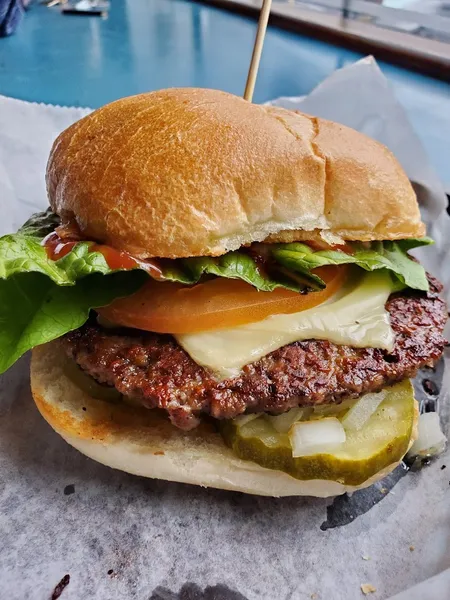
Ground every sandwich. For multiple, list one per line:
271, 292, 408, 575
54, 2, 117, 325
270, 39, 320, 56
0, 88, 447, 497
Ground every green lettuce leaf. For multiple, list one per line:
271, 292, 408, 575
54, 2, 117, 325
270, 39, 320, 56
272, 238, 433, 292
0, 271, 147, 374
0, 222, 69, 285
0, 209, 120, 285
18, 209, 60, 238
0, 210, 152, 372
182, 252, 303, 292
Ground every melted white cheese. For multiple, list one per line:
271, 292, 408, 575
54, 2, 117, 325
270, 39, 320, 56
176, 271, 395, 379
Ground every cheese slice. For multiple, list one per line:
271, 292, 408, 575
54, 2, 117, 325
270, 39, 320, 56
176, 271, 396, 379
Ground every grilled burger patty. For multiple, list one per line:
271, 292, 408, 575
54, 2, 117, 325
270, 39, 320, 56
62, 273, 447, 430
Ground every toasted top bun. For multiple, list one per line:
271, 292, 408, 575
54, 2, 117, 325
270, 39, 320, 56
30, 342, 416, 498
47, 88, 425, 259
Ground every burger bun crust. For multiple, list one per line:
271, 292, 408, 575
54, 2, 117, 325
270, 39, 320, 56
47, 88, 425, 259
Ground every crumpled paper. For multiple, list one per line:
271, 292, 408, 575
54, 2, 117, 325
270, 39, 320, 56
0, 58, 449, 600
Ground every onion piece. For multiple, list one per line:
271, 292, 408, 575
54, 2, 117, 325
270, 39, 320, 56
288, 417, 346, 457
265, 408, 307, 433
341, 391, 386, 431
407, 412, 447, 458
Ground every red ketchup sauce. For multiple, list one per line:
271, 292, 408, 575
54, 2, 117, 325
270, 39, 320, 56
43, 232, 78, 260
42, 232, 165, 279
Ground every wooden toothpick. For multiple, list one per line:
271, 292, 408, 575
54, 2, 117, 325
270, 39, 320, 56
244, 0, 273, 102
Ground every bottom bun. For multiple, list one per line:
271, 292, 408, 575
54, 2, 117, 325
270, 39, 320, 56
31, 342, 409, 497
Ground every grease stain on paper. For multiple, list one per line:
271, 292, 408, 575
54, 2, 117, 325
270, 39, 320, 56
150, 583, 249, 600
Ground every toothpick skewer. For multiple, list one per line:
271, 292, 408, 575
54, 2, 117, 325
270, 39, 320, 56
244, 0, 273, 102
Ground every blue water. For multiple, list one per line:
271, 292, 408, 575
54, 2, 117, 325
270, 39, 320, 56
0, 0, 449, 184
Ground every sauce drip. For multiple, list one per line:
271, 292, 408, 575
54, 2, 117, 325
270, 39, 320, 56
43, 232, 165, 279
43, 232, 78, 260
90, 243, 140, 270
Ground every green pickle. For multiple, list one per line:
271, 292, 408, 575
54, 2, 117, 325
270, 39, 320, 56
220, 380, 415, 486
63, 358, 122, 403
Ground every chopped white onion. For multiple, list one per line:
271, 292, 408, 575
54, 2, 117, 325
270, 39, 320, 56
288, 417, 346, 457
341, 391, 386, 431
234, 414, 259, 426
407, 412, 447, 458
265, 408, 306, 433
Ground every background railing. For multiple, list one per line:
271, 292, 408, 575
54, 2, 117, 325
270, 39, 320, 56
199, 0, 450, 79
272, 0, 450, 43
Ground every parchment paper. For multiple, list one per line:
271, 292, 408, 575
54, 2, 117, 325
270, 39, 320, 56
0, 58, 449, 600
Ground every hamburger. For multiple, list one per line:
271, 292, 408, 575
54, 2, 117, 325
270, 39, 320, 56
0, 88, 447, 497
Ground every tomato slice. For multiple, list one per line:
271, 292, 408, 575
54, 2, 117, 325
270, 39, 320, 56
98, 266, 347, 334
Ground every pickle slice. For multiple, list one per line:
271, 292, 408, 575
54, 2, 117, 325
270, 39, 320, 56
220, 380, 415, 486
63, 358, 122, 403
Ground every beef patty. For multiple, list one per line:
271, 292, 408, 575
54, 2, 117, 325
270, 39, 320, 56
63, 273, 447, 430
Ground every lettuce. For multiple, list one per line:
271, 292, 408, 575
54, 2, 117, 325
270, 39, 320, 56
0, 271, 146, 373
181, 252, 303, 292
272, 239, 433, 292
0, 210, 432, 374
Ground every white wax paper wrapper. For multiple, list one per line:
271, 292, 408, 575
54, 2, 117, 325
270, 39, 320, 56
1, 58, 449, 600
